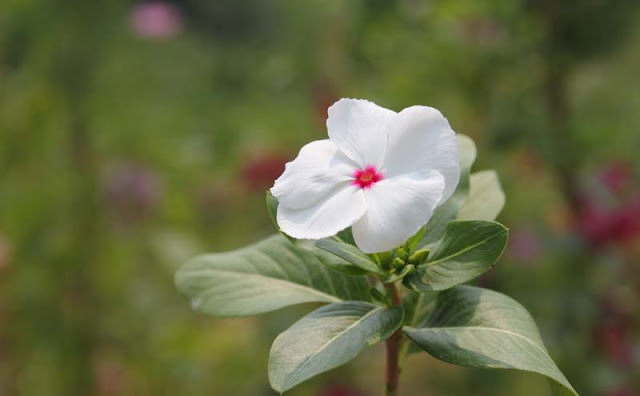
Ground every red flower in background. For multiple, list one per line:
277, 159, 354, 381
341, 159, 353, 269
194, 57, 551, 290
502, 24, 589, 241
580, 199, 640, 246
578, 162, 640, 246
597, 320, 634, 367
312, 81, 340, 129
241, 153, 290, 193
596, 297, 634, 368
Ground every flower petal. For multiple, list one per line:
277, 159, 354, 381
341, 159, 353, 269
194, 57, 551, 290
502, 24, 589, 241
327, 98, 395, 168
277, 184, 366, 240
271, 140, 357, 209
352, 170, 445, 253
382, 106, 460, 204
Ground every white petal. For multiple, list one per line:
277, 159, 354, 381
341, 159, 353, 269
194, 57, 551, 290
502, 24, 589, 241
382, 106, 460, 205
277, 184, 366, 240
326, 98, 395, 168
271, 140, 357, 209
352, 170, 445, 253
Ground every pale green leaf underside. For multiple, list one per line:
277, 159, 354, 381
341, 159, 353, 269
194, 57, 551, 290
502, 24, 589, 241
266, 191, 279, 228
295, 239, 370, 276
457, 170, 506, 221
175, 234, 370, 317
405, 220, 508, 291
269, 301, 404, 393
266, 191, 297, 243
403, 291, 438, 328
315, 238, 384, 275
404, 286, 578, 396
266, 192, 368, 275
402, 291, 439, 354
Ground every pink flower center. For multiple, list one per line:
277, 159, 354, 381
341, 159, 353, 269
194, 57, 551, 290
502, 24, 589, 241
353, 166, 383, 189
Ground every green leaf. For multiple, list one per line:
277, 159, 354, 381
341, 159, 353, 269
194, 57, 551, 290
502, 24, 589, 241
405, 220, 508, 292
383, 264, 414, 283
294, 239, 370, 276
417, 134, 477, 248
457, 170, 506, 221
266, 190, 279, 228
401, 291, 439, 354
265, 191, 296, 243
405, 226, 427, 252
403, 286, 578, 396
336, 227, 356, 246
175, 235, 370, 317
403, 291, 438, 328
269, 301, 404, 393
315, 238, 384, 275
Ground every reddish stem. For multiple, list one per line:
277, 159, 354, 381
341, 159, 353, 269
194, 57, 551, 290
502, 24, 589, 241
384, 283, 402, 396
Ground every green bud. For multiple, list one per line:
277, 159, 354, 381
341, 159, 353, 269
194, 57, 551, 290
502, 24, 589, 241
396, 247, 409, 260
391, 257, 405, 269
384, 264, 415, 283
408, 248, 430, 264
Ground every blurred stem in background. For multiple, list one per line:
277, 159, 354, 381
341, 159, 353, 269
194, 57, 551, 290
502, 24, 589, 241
535, 0, 580, 223
53, 2, 107, 393
539, 20, 578, 222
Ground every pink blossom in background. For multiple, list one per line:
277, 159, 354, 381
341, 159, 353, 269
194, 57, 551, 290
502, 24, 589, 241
104, 163, 162, 225
599, 162, 632, 193
130, 2, 183, 39
507, 228, 542, 264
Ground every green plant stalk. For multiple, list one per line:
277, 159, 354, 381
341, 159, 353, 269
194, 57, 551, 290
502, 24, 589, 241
384, 282, 402, 396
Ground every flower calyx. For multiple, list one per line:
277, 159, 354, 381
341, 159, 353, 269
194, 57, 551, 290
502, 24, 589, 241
382, 247, 429, 284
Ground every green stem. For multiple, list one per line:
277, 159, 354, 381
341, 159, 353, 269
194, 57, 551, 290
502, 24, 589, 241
384, 282, 402, 396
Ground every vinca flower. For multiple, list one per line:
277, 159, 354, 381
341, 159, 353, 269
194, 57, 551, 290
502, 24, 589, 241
271, 98, 460, 253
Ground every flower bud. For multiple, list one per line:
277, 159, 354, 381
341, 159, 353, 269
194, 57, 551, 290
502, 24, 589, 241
395, 247, 408, 261
391, 257, 405, 269
408, 248, 430, 264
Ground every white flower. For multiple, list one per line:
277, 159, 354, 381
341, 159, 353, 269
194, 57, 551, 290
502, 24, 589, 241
271, 98, 460, 253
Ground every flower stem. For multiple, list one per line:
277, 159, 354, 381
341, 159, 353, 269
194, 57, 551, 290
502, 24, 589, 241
384, 282, 402, 396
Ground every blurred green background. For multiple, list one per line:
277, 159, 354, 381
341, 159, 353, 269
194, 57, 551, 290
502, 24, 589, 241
1, 0, 639, 395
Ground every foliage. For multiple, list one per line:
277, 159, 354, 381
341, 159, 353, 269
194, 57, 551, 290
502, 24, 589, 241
176, 135, 577, 394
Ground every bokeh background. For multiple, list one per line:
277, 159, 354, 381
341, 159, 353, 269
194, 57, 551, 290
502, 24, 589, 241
1, 0, 639, 395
